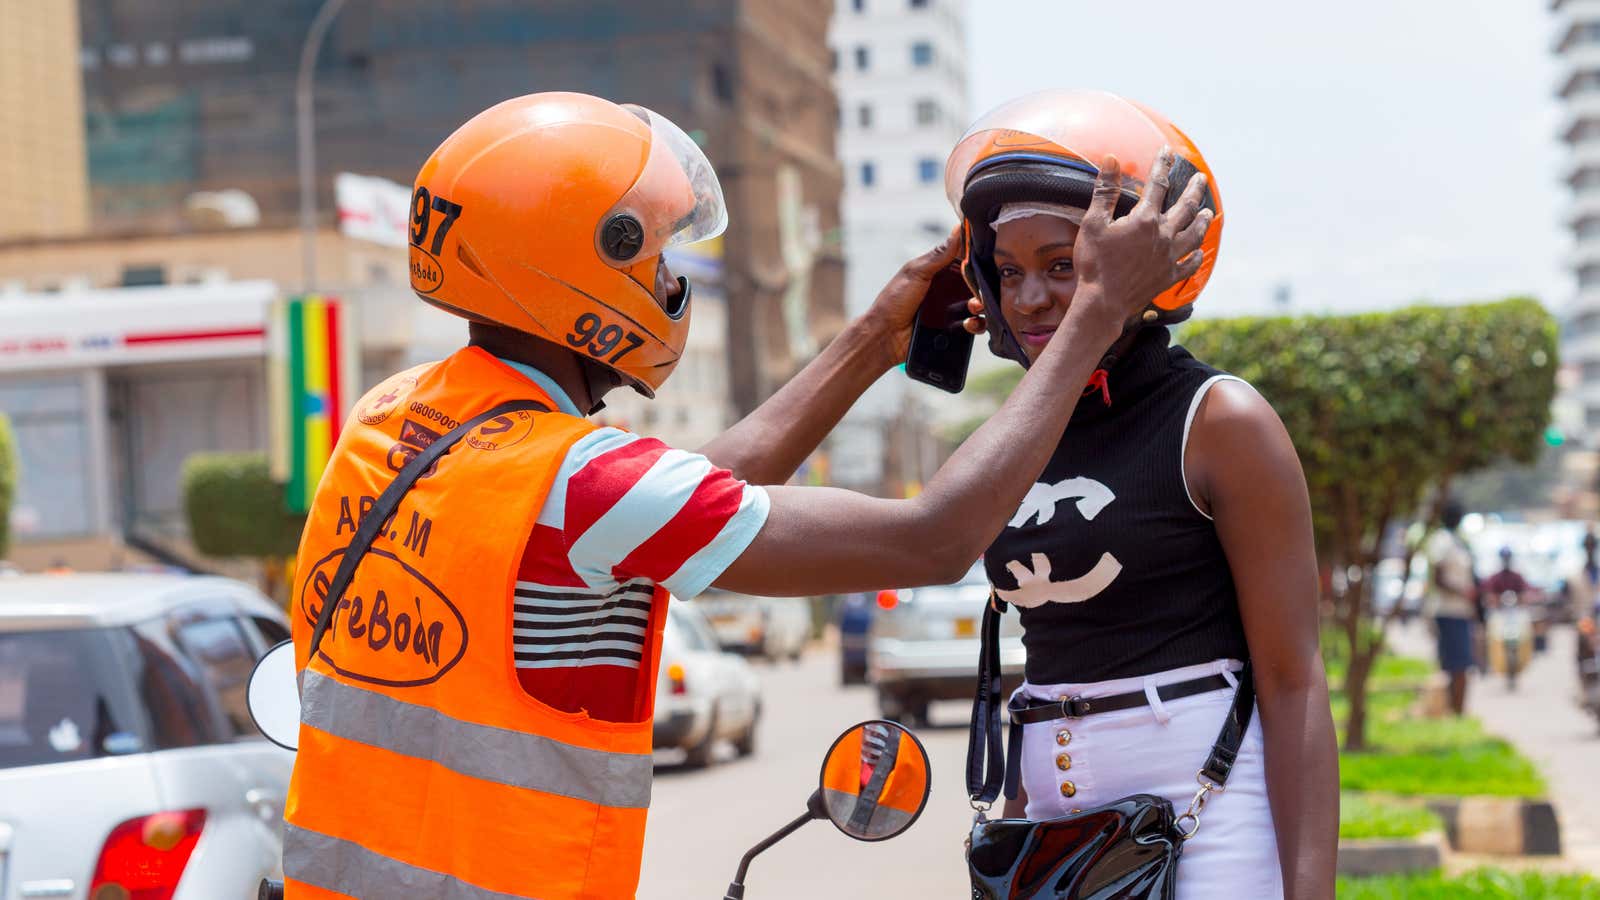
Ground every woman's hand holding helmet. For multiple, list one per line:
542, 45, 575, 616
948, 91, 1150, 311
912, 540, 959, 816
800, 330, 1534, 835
961, 147, 1214, 339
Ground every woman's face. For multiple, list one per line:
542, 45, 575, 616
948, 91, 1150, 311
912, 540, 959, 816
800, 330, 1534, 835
992, 214, 1080, 364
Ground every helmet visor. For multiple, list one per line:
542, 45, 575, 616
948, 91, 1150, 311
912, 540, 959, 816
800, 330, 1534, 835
944, 89, 1168, 212
599, 105, 728, 266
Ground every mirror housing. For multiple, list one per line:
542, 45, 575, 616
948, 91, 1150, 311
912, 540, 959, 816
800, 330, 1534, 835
247, 640, 301, 750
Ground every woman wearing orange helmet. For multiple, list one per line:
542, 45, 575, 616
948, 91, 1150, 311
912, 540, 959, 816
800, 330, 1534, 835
283, 91, 1207, 900
951, 91, 1336, 898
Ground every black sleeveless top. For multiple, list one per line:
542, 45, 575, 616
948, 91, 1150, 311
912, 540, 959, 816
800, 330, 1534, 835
983, 328, 1250, 684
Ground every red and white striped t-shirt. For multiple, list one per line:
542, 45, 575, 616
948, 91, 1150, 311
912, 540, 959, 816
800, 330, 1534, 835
513, 424, 769, 723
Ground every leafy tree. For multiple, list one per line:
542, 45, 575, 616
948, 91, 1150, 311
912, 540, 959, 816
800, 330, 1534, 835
1183, 298, 1558, 749
0, 413, 16, 560
182, 452, 305, 601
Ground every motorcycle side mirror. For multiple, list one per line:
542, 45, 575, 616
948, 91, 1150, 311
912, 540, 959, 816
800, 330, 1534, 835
818, 719, 932, 841
247, 640, 301, 751
723, 720, 931, 899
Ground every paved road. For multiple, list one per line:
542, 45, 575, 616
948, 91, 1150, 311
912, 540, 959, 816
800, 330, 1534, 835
640, 648, 975, 899
1392, 620, 1600, 873
644, 624, 1600, 897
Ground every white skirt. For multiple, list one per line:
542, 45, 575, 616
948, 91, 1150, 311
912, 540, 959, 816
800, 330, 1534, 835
1012, 658, 1283, 900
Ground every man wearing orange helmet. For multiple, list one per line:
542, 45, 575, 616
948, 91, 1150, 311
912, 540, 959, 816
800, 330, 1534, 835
281, 91, 1204, 899
952, 91, 1337, 898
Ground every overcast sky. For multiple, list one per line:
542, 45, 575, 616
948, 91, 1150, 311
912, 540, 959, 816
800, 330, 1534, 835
966, 0, 1571, 318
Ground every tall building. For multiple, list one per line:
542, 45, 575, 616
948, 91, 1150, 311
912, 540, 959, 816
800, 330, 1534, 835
73, 0, 842, 409
1557, 0, 1600, 439
0, 0, 90, 239
0, 1, 841, 569
828, 0, 969, 493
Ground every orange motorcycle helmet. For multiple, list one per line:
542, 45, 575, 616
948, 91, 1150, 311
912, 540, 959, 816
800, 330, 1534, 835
409, 92, 727, 396
944, 89, 1223, 366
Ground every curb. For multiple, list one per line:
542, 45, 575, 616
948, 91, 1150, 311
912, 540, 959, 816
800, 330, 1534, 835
1336, 833, 1446, 877
1425, 797, 1563, 856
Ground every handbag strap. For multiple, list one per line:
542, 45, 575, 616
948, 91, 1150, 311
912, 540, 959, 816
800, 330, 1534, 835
964, 590, 1256, 809
306, 399, 550, 663
966, 593, 1009, 806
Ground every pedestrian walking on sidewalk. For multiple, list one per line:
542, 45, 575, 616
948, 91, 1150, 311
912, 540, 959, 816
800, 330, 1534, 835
1424, 500, 1478, 715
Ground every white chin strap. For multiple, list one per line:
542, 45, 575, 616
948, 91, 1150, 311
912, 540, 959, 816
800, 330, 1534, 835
990, 202, 1087, 229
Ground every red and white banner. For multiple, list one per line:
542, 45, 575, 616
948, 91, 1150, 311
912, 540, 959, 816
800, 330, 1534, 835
0, 281, 274, 373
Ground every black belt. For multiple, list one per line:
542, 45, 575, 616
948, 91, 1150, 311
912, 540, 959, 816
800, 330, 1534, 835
1008, 673, 1235, 724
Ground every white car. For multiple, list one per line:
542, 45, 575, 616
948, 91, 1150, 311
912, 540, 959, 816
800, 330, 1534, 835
692, 590, 811, 661
0, 573, 293, 900
869, 562, 1025, 726
652, 601, 761, 767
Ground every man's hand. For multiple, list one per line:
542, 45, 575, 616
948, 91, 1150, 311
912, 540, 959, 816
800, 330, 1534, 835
860, 225, 964, 369
1069, 148, 1213, 331
698, 225, 959, 485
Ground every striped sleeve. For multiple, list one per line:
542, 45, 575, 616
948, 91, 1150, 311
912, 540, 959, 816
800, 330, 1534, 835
548, 428, 770, 599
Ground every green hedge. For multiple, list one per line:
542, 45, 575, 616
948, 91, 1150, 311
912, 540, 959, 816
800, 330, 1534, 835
1337, 868, 1600, 899
181, 452, 305, 559
1181, 298, 1558, 553
0, 412, 16, 559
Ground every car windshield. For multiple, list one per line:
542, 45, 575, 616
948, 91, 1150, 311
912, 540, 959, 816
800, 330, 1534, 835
0, 628, 145, 769
0, 623, 227, 769
670, 606, 720, 653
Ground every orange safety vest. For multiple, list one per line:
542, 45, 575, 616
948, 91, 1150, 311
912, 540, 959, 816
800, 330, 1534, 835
821, 726, 927, 834
282, 347, 666, 900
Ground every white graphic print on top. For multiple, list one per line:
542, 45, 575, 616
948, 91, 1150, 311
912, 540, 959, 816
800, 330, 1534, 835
1008, 477, 1115, 527
998, 476, 1122, 608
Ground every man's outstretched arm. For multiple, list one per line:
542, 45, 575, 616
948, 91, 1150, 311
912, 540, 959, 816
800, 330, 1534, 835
715, 154, 1214, 594
697, 230, 962, 486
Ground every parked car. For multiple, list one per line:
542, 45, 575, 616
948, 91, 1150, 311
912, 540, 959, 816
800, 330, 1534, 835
691, 590, 810, 661
868, 562, 1024, 725
0, 573, 293, 900
653, 600, 761, 767
836, 593, 874, 686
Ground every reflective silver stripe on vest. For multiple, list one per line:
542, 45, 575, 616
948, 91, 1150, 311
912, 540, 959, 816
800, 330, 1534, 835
284, 823, 537, 900
300, 669, 652, 809
822, 788, 915, 837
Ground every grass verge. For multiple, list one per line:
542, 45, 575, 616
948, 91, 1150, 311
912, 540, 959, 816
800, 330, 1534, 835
1330, 664, 1545, 798
1336, 868, 1600, 898
1339, 792, 1441, 841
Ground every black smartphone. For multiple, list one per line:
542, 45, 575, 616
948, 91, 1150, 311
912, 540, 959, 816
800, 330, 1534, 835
905, 263, 976, 393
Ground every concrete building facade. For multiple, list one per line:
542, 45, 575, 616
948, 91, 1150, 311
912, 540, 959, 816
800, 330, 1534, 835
0, 0, 90, 239
0, 229, 728, 569
1557, 0, 1600, 437
827, 0, 969, 494
73, 0, 843, 410
0, 1, 840, 568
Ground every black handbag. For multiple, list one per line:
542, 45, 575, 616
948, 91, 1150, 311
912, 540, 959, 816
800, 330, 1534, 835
964, 593, 1255, 899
